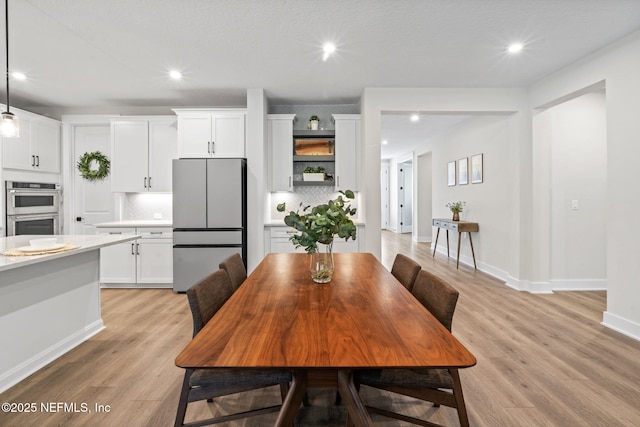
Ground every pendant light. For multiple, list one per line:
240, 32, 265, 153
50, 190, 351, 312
1, 0, 18, 138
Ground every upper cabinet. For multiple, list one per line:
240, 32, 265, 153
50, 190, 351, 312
268, 114, 295, 192
174, 109, 246, 158
111, 117, 177, 192
333, 114, 360, 191
2, 113, 61, 173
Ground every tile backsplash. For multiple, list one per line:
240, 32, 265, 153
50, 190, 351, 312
120, 193, 173, 220
270, 187, 360, 222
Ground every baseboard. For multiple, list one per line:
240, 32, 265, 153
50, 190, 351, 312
413, 235, 432, 243
602, 312, 640, 342
100, 283, 173, 289
0, 320, 105, 394
550, 279, 607, 291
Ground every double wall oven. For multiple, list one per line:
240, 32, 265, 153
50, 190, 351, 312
5, 181, 62, 236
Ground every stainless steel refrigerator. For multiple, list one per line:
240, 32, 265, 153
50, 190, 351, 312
172, 158, 247, 292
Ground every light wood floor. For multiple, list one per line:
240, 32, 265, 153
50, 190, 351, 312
2, 230, 640, 426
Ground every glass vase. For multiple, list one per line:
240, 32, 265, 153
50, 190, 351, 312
310, 241, 334, 283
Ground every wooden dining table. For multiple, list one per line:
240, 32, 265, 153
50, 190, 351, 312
175, 252, 476, 426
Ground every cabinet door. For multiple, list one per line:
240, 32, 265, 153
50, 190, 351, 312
137, 239, 173, 283
177, 113, 212, 157
32, 120, 61, 173
111, 121, 149, 192
211, 113, 245, 157
2, 117, 33, 170
334, 117, 359, 191
269, 117, 294, 191
148, 119, 178, 192
100, 241, 137, 283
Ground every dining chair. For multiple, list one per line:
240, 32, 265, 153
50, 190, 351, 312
219, 252, 247, 292
353, 269, 470, 427
175, 269, 292, 427
390, 253, 422, 292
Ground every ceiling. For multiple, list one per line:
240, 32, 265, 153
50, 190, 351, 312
3, 0, 640, 156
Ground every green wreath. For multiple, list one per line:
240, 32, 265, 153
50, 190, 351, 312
77, 151, 110, 181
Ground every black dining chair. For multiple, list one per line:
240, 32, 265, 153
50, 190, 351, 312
174, 269, 292, 427
219, 252, 247, 292
390, 253, 422, 292
352, 269, 470, 427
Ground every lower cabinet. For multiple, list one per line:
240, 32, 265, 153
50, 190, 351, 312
267, 225, 364, 253
98, 227, 173, 288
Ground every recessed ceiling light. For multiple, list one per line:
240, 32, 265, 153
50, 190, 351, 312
12, 72, 26, 80
508, 43, 523, 54
410, 114, 420, 122
382, 140, 388, 145
322, 42, 336, 61
169, 70, 182, 80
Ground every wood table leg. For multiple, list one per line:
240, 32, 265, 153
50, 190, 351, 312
456, 232, 462, 269
468, 232, 477, 270
432, 228, 440, 257
338, 370, 373, 427
275, 370, 308, 427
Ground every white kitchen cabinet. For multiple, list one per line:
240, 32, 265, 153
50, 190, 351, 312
98, 226, 173, 287
333, 114, 360, 191
174, 109, 246, 158
111, 117, 177, 192
268, 114, 295, 191
98, 227, 138, 283
267, 225, 364, 253
2, 114, 61, 173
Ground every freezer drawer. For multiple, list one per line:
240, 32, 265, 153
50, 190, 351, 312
173, 246, 242, 292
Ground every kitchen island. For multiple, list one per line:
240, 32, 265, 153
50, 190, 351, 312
0, 234, 138, 393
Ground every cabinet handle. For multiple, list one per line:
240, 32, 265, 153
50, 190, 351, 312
131, 243, 135, 255
208, 141, 211, 153
337, 176, 340, 187
31, 155, 35, 166
211, 141, 215, 154
136, 243, 140, 255
35, 156, 40, 167
144, 177, 147, 188
150, 231, 163, 234
148, 177, 151, 188
109, 231, 122, 234
289, 176, 291, 187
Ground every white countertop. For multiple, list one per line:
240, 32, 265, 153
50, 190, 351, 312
94, 220, 172, 228
0, 234, 138, 273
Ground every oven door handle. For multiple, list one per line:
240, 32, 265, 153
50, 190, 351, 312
9, 214, 57, 221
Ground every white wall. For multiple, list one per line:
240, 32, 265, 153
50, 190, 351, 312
416, 116, 512, 275
414, 152, 432, 243
548, 92, 607, 288
246, 89, 268, 273
530, 30, 640, 339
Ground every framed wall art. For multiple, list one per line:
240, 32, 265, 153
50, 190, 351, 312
471, 153, 483, 183
447, 161, 456, 186
457, 157, 468, 185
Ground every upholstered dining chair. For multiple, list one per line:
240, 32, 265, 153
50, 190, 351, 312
390, 253, 422, 292
219, 252, 247, 292
353, 269, 470, 427
175, 269, 292, 427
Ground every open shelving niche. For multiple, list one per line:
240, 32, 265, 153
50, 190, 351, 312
292, 130, 335, 187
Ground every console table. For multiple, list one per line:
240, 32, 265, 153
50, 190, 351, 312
432, 219, 479, 269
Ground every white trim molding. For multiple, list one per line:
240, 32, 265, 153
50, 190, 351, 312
550, 279, 607, 291
602, 312, 640, 342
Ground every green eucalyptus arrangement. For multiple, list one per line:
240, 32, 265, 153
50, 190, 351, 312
276, 190, 357, 254
303, 166, 325, 173
309, 115, 320, 122
446, 201, 466, 213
